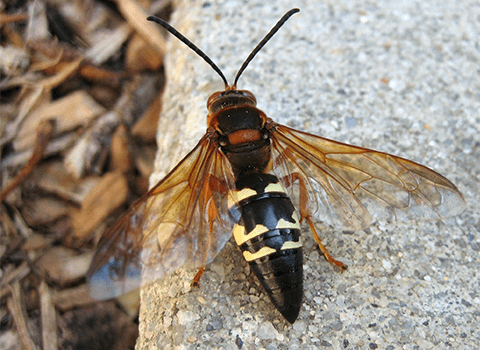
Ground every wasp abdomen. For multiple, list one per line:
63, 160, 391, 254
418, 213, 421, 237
231, 173, 303, 323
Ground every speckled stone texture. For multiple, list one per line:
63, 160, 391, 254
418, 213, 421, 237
138, 0, 479, 349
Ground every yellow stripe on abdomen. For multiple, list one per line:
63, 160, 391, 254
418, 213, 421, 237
227, 181, 287, 209
280, 240, 303, 250
243, 246, 277, 262
233, 223, 269, 246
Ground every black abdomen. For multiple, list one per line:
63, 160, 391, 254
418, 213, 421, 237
231, 173, 303, 323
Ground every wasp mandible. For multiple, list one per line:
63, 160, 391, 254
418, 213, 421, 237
87, 9, 466, 323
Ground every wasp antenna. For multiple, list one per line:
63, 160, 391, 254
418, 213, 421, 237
232, 8, 300, 88
147, 16, 229, 88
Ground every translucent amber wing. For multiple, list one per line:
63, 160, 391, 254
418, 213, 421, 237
87, 133, 236, 299
270, 124, 466, 231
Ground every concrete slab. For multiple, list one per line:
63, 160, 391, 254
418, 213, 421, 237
138, 0, 479, 349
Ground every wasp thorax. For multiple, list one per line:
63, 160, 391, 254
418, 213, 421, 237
207, 89, 257, 114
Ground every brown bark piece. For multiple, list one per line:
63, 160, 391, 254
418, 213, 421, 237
22, 233, 53, 251
125, 33, 163, 71
14, 90, 105, 151
132, 89, 163, 143
110, 124, 132, 174
39, 280, 58, 350
21, 197, 71, 227
85, 24, 133, 65
53, 284, 96, 311
115, 0, 166, 57
0, 119, 55, 203
71, 172, 129, 239
6, 282, 38, 350
32, 160, 101, 204
36, 247, 92, 286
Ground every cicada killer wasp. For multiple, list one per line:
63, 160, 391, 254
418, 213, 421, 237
87, 8, 466, 323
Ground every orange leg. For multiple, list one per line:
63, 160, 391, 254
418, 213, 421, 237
281, 172, 347, 271
306, 216, 347, 271
190, 206, 215, 287
191, 266, 206, 287
190, 211, 213, 287
191, 175, 227, 287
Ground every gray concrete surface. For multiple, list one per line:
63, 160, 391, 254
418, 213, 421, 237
138, 0, 479, 349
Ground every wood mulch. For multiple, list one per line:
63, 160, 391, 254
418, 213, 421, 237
1, 1, 173, 348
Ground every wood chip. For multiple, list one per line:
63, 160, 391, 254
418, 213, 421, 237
0, 119, 55, 203
53, 284, 96, 311
39, 280, 58, 350
21, 197, 71, 227
115, 0, 166, 57
28, 39, 79, 63
22, 233, 53, 251
64, 111, 120, 179
0, 45, 29, 76
0, 261, 30, 300
0, 132, 77, 171
79, 64, 126, 87
26, 0, 49, 41
133, 144, 156, 179
132, 88, 163, 143
0, 12, 29, 25
12, 206, 34, 239
115, 289, 140, 320
6, 281, 38, 350
14, 89, 105, 151
32, 160, 100, 204
2, 22, 25, 47
0, 203, 18, 237
63, 136, 90, 179
0, 87, 45, 149
110, 124, 132, 174
130, 175, 149, 197
64, 73, 151, 178
85, 23, 133, 65
28, 49, 64, 74
36, 247, 93, 286
0, 56, 81, 128
70, 172, 129, 239
87, 84, 119, 109
30, 57, 83, 91
125, 33, 163, 71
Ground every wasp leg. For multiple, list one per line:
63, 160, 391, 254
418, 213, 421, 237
190, 175, 229, 287
191, 213, 214, 287
281, 172, 347, 271
306, 216, 347, 271
191, 266, 206, 287
190, 205, 214, 287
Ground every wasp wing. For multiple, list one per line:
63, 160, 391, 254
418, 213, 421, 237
87, 133, 236, 299
270, 124, 466, 231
